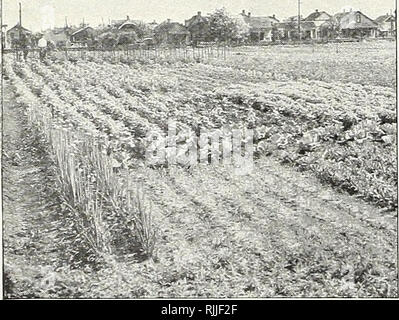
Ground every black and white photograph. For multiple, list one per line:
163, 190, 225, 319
0, 0, 397, 300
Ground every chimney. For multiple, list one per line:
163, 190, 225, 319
197, 11, 201, 16
167, 18, 171, 23
273, 14, 276, 18
248, 12, 251, 17
127, 15, 130, 20
315, 9, 318, 13
242, 10, 246, 15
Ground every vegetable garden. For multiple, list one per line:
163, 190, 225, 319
3, 40, 397, 298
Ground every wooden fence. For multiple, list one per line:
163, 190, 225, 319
3, 45, 232, 62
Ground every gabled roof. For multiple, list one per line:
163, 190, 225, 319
333, 11, 378, 29
111, 19, 127, 28
7, 23, 32, 34
118, 20, 143, 30
375, 14, 395, 24
304, 10, 331, 21
185, 13, 208, 28
284, 15, 302, 22
71, 26, 94, 36
244, 16, 275, 29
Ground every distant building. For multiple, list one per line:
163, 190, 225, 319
303, 9, 332, 39
240, 10, 279, 42
154, 19, 190, 46
148, 20, 159, 31
329, 10, 378, 38
375, 13, 396, 37
185, 11, 211, 45
284, 15, 303, 23
70, 25, 96, 45
275, 21, 297, 40
6, 23, 32, 48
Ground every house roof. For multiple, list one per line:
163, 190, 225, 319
334, 11, 378, 29
148, 21, 158, 30
155, 21, 189, 35
275, 22, 297, 31
244, 16, 276, 29
375, 14, 395, 24
71, 26, 94, 36
304, 10, 331, 21
111, 19, 127, 28
185, 13, 208, 28
118, 20, 143, 30
275, 21, 316, 31
7, 23, 32, 34
284, 15, 303, 22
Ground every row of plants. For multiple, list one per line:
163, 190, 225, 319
73, 58, 396, 210
5, 58, 158, 264
22, 56, 397, 210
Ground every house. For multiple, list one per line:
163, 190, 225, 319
275, 22, 297, 40
275, 21, 317, 40
6, 23, 32, 48
240, 10, 279, 42
303, 9, 332, 39
277, 15, 322, 40
185, 11, 211, 45
284, 15, 303, 23
300, 21, 317, 39
148, 20, 159, 31
70, 25, 96, 45
43, 27, 73, 48
154, 19, 190, 46
327, 10, 378, 38
109, 16, 151, 39
110, 16, 141, 30
110, 16, 129, 29
375, 13, 396, 37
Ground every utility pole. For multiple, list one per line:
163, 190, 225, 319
298, 0, 301, 42
19, 2, 22, 36
65, 16, 68, 28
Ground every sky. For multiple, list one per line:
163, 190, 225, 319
1, 0, 397, 32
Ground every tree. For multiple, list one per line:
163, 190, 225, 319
97, 31, 118, 49
271, 26, 279, 42
133, 22, 152, 39
208, 8, 249, 43
117, 31, 138, 46
322, 17, 342, 39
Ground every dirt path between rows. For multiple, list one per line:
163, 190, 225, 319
2, 81, 77, 297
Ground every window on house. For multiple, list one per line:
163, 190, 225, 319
356, 14, 361, 23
